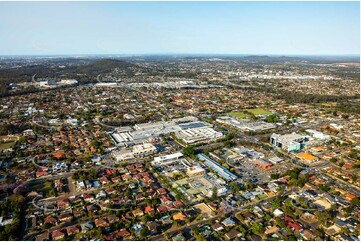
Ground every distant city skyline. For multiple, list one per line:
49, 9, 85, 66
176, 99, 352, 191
0, 1, 359, 56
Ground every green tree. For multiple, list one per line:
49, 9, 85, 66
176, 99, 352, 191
195, 234, 206, 241
42, 223, 52, 230
266, 114, 280, 123
211, 187, 218, 201
230, 183, 240, 193
251, 222, 263, 235
183, 146, 195, 157
272, 201, 281, 209
351, 197, 360, 207
315, 211, 331, 226
139, 228, 149, 238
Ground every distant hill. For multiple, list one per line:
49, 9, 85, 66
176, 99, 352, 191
0, 58, 136, 84
67, 58, 136, 76
241, 55, 302, 64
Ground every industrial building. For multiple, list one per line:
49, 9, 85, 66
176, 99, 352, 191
270, 133, 307, 152
196, 154, 237, 182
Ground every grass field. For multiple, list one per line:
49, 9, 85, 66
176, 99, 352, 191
0, 141, 15, 152
229, 108, 271, 119
246, 108, 272, 115
29, 181, 55, 198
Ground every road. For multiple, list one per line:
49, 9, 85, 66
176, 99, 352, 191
31, 115, 54, 129
94, 116, 127, 129
97, 74, 101, 83
32, 73, 37, 83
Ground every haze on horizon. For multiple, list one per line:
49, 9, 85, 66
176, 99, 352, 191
0, 1, 359, 56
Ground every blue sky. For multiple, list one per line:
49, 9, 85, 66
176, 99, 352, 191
0, 1, 359, 55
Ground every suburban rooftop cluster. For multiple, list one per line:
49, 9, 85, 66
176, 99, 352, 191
0, 55, 359, 241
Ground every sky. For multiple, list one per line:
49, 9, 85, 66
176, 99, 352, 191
0, 1, 359, 56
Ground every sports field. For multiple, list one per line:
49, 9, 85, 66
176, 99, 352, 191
229, 108, 271, 118
246, 108, 272, 115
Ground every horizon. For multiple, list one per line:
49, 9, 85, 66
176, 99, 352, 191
0, 1, 359, 56
0, 53, 360, 58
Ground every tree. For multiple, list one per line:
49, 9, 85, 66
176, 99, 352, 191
224, 140, 234, 148
351, 197, 360, 207
272, 201, 281, 209
266, 114, 280, 123
139, 228, 149, 238
42, 222, 52, 230
124, 188, 131, 197
236, 213, 245, 222
284, 235, 297, 241
288, 178, 298, 187
195, 234, 206, 241
275, 217, 286, 228
270, 174, 280, 180
183, 146, 195, 157
348, 149, 360, 160
315, 211, 331, 226
230, 183, 240, 193
251, 222, 263, 235
211, 187, 218, 201
329, 157, 338, 163
93, 228, 102, 238
319, 185, 330, 192
192, 227, 200, 235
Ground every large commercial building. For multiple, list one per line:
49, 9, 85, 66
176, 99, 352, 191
216, 116, 276, 132
109, 117, 218, 147
151, 153, 195, 178
186, 166, 206, 178
297, 153, 319, 165
151, 152, 185, 167
254, 159, 273, 169
132, 143, 157, 156
306, 129, 331, 141
196, 154, 237, 182
172, 174, 228, 204
270, 133, 307, 152
175, 127, 223, 144
112, 143, 157, 161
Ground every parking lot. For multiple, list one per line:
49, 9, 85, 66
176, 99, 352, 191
233, 158, 270, 184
